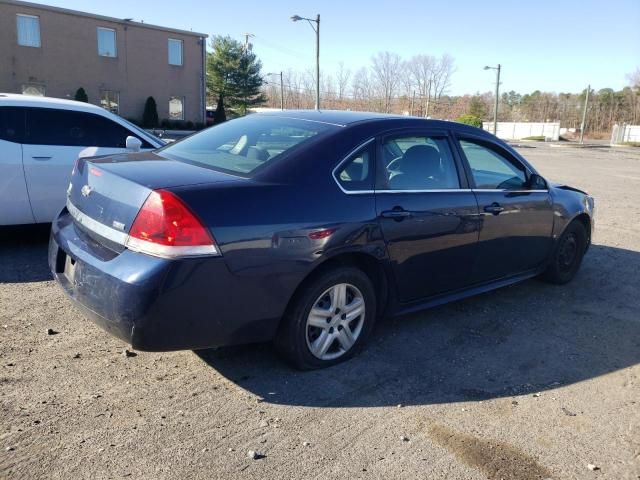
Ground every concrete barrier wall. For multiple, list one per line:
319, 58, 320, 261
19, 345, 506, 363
482, 122, 560, 141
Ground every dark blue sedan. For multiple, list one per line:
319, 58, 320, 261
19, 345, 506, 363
49, 111, 594, 369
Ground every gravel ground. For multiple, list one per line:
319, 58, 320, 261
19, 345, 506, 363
1, 144, 639, 480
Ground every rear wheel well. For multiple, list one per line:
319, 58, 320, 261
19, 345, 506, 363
284, 253, 389, 321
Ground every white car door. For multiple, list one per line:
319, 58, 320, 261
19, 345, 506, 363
0, 106, 34, 225
21, 107, 153, 223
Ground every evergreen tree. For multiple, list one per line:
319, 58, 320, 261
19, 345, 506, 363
74, 88, 88, 103
142, 96, 159, 128
206, 35, 266, 115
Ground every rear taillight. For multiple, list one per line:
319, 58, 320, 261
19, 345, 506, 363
125, 190, 219, 258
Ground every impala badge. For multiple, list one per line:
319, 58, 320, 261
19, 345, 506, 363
81, 185, 93, 197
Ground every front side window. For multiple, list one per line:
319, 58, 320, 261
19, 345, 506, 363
97, 27, 117, 57
169, 96, 184, 120
16, 14, 40, 47
380, 135, 460, 190
24, 108, 151, 148
160, 116, 335, 176
459, 139, 527, 190
335, 142, 374, 192
21, 84, 45, 96
168, 39, 183, 66
100, 90, 120, 114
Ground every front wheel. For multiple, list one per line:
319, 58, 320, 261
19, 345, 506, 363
275, 267, 377, 370
541, 220, 588, 284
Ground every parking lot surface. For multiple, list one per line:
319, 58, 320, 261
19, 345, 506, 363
1, 144, 639, 479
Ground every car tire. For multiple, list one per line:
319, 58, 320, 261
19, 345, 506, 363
541, 220, 588, 285
275, 266, 377, 370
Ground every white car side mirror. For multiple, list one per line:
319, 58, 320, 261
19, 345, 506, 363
126, 136, 142, 152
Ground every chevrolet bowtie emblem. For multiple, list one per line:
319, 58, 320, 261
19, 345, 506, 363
81, 185, 93, 197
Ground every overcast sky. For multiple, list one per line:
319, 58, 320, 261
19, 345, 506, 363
35, 0, 640, 95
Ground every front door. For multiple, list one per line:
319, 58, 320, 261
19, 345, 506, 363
455, 136, 554, 282
375, 132, 480, 303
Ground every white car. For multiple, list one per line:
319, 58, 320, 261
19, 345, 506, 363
0, 94, 164, 225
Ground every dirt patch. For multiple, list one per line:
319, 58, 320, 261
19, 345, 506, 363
429, 424, 552, 480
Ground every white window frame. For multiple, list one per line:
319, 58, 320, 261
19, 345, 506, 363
16, 14, 41, 48
169, 96, 185, 120
168, 38, 183, 66
97, 27, 117, 57
21, 84, 46, 96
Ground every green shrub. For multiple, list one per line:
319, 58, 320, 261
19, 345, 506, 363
142, 97, 159, 128
74, 88, 88, 103
456, 114, 482, 128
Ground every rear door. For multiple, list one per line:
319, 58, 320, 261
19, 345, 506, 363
0, 107, 34, 225
22, 108, 150, 223
454, 134, 554, 281
375, 130, 480, 303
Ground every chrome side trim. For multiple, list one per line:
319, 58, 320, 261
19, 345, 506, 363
66, 199, 128, 245
377, 189, 473, 194
472, 189, 550, 193
332, 138, 376, 195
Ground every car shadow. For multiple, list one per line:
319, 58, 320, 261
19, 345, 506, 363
196, 244, 640, 407
0, 224, 53, 283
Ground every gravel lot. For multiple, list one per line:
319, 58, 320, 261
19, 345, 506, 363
1, 144, 639, 480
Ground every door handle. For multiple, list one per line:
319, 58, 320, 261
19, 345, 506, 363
483, 203, 504, 215
32, 156, 52, 160
381, 209, 412, 219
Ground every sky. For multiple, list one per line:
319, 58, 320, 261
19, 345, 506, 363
34, 0, 640, 96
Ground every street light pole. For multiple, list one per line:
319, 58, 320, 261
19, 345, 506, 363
291, 14, 320, 110
580, 84, 590, 144
280, 71, 284, 110
484, 64, 501, 135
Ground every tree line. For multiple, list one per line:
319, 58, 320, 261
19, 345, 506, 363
205, 34, 640, 135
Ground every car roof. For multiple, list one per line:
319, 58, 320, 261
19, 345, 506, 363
0, 93, 108, 114
253, 109, 488, 135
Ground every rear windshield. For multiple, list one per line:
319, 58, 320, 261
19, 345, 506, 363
159, 115, 336, 176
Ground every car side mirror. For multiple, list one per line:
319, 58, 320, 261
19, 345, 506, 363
526, 173, 547, 190
126, 136, 142, 152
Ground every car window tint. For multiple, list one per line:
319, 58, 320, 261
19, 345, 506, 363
459, 139, 526, 189
0, 107, 26, 143
335, 143, 374, 191
381, 135, 460, 190
24, 108, 150, 148
159, 116, 336, 176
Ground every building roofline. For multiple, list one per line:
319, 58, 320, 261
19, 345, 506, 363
1, 0, 208, 38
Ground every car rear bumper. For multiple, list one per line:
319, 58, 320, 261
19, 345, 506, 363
49, 210, 281, 351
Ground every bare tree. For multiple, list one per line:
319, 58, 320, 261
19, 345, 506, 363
407, 54, 435, 116
336, 61, 351, 103
352, 66, 373, 111
371, 51, 402, 113
431, 54, 455, 100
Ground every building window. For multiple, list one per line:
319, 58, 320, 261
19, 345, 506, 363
100, 91, 119, 114
17, 14, 41, 47
169, 97, 184, 120
168, 38, 183, 66
97, 27, 117, 57
22, 84, 45, 96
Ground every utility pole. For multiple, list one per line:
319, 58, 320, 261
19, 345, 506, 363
484, 64, 501, 134
410, 90, 415, 116
315, 14, 320, 110
279, 71, 284, 110
580, 84, 590, 144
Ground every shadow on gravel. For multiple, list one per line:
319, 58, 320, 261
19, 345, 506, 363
0, 224, 52, 283
198, 244, 640, 408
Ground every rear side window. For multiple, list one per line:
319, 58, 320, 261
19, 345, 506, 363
24, 108, 151, 148
335, 141, 374, 192
160, 115, 336, 176
379, 135, 460, 190
459, 139, 527, 190
0, 107, 26, 143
